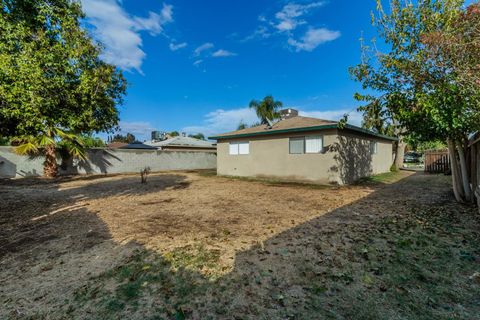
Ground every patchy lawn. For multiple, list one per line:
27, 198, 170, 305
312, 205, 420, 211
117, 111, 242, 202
0, 170, 479, 319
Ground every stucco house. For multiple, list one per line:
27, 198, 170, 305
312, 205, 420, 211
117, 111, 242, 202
209, 113, 396, 185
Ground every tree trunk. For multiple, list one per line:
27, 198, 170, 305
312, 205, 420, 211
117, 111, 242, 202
448, 139, 465, 203
457, 143, 472, 202
44, 144, 58, 178
394, 140, 406, 169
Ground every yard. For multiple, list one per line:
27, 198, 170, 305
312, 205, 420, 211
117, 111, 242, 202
1, 170, 479, 319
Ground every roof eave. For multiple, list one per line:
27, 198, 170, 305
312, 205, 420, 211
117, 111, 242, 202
209, 124, 398, 142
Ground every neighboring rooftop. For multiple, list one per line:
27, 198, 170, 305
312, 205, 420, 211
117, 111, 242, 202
106, 142, 128, 149
209, 116, 397, 141
146, 136, 216, 149
119, 142, 157, 150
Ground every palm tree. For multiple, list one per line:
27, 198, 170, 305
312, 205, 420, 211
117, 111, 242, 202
13, 127, 86, 178
249, 95, 283, 125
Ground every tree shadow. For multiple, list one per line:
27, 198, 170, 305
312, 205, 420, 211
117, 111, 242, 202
0, 173, 190, 259
329, 134, 373, 184
59, 149, 122, 175
1, 172, 478, 319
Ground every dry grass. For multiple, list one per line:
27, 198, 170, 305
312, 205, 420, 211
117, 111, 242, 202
0, 170, 479, 319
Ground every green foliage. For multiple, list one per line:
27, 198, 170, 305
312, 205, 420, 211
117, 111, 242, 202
237, 121, 248, 130
169, 131, 180, 137
407, 139, 447, 152
0, 0, 126, 138
111, 133, 136, 144
188, 133, 205, 140
0, 0, 126, 175
249, 95, 283, 125
81, 135, 105, 148
0, 136, 10, 146
350, 0, 480, 143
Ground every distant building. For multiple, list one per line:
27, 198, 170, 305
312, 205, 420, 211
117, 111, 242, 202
146, 136, 216, 152
119, 142, 157, 150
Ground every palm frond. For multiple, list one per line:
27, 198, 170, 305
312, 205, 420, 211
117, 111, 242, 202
38, 135, 55, 147
14, 141, 39, 155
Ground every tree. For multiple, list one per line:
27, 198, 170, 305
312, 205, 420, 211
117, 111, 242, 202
0, 0, 126, 177
188, 133, 205, 140
249, 95, 283, 124
237, 121, 248, 130
111, 133, 136, 144
169, 131, 180, 137
350, 0, 480, 203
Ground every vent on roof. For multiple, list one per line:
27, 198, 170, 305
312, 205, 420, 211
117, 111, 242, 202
280, 108, 299, 120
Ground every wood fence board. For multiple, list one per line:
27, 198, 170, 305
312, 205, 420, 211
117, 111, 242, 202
424, 150, 450, 173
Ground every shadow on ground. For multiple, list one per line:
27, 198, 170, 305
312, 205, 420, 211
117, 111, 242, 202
0, 172, 479, 319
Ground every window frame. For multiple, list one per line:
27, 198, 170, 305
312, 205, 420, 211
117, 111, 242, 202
289, 135, 324, 154
289, 136, 305, 154
229, 141, 250, 155
305, 135, 324, 154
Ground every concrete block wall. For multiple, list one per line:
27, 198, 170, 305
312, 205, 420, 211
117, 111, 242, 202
0, 147, 217, 178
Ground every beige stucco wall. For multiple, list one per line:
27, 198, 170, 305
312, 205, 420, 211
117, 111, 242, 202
216, 129, 393, 184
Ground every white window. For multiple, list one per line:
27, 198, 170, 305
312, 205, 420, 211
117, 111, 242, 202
305, 136, 323, 153
229, 143, 239, 155
229, 141, 249, 155
290, 136, 323, 154
238, 142, 250, 155
370, 141, 378, 154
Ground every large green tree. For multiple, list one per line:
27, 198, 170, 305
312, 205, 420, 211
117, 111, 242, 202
0, 0, 126, 177
351, 0, 480, 203
249, 95, 283, 125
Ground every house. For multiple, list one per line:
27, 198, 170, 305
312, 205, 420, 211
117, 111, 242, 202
209, 112, 396, 185
146, 136, 216, 152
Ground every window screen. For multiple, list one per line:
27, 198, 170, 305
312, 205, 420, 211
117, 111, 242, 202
229, 143, 239, 155
289, 137, 305, 154
238, 142, 249, 155
305, 136, 323, 153
370, 141, 378, 154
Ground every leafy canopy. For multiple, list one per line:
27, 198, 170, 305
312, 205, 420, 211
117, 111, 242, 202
0, 0, 127, 138
350, 0, 480, 143
249, 95, 283, 125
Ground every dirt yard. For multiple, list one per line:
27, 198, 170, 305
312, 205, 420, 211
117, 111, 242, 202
1, 170, 479, 319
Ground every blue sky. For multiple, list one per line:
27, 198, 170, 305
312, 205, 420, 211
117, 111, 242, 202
82, 0, 382, 140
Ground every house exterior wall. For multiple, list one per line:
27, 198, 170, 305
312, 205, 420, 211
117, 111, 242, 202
216, 129, 393, 184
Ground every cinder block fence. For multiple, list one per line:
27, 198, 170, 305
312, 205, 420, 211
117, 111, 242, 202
0, 147, 217, 178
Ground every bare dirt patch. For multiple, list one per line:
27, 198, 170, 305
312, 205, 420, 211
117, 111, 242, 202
1, 170, 479, 319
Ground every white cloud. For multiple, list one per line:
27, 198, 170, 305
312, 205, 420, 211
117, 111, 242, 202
118, 121, 156, 140
193, 42, 214, 56
182, 108, 258, 137
275, 2, 325, 32
288, 27, 340, 52
193, 59, 203, 66
169, 42, 187, 51
300, 109, 363, 126
81, 1, 173, 72
242, 1, 339, 52
212, 49, 237, 57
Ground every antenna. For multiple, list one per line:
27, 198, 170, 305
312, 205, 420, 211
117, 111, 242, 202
266, 118, 273, 129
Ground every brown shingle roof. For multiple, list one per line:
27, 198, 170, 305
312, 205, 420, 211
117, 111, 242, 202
209, 116, 398, 141
211, 116, 337, 138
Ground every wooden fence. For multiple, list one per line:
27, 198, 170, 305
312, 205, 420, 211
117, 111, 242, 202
424, 150, 450, 173
468, 136, 480, 206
